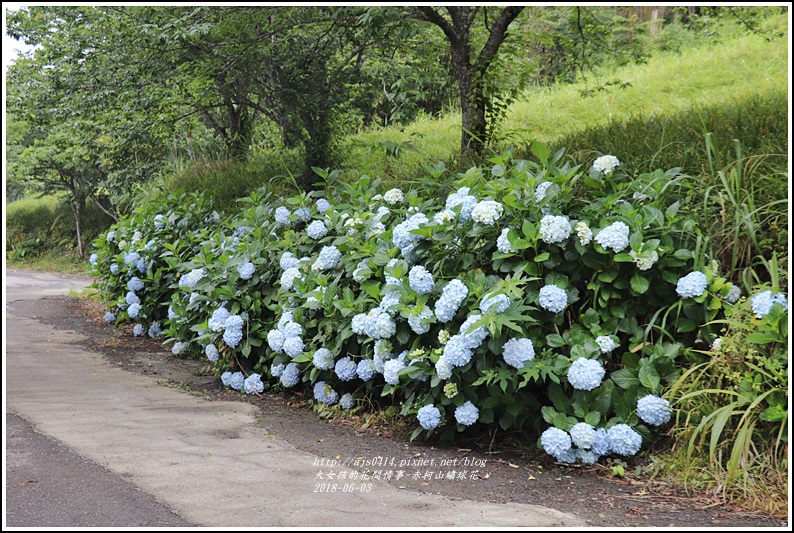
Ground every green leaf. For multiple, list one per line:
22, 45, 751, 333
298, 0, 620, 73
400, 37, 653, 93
611, 368, 639, 389
533, 252, 550, 262
585, 411, 601, 426
746, 332, 776, 345
546, 333, 566, 348
638, 363, 661, 392
541, 405, 558, 425
630, 274, 650, 294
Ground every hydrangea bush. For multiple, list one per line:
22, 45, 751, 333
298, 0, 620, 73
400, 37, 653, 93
90, 145, 786, 466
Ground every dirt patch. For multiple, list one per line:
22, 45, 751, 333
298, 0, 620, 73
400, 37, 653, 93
16, 295, 788, 528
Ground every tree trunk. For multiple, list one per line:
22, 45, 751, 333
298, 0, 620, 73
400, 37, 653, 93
71, 195, 84, 258
451, 41, 486, 155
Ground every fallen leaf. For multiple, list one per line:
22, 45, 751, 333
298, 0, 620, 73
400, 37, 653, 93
16, 480, 37, 486
508, 462, 519, 468
528, 475, 535, 480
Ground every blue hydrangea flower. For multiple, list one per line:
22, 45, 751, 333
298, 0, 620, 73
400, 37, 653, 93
351, 313, 367, 335
554, 448, 578, 464
270, 363, 285, 378
471, 200, 503, 225
179, 268, 206, 289
408, 265, 434, 294
340, 393, 355, 410
267, 329, 285, 352
454, 401, 479, 426
237, 260, 255, 280
280, 252, 300, 270
311, 245, 342, 271
205, 343, 219, 362
123, 251, 140, 266
171, 341, 186, 355
539, 215, 573, 244
335, 357, 358, 381
637, 395, 672, 426
592, 155, 620, 175
127, 303, 142, 319
135, 258, 146, 274
227, 371, 245, 391
104, 311, 116, 323
244, 373, 264, 394
480, 293, 510, 314
445, 187, 477, 222
280, 267, 302, 292
147, 323, 161, 338
595, 336, 617, 354
383, 358, 405, 385
221, 371, 233, 387
311, 348, 335, 370
280, 362, 300, 388
209, 307, 230, 332
724, 284, 742, 304
313, 381, 339, 405
316, 198, 331, 213
417, 405, 442, 430
392, 213, 429, 255
541, 427, 572, 457
576, 450, 600, 465
356, 359, 376, 381
443, 335, 474, 367
144, 239, 157, 251
534, 181, 554, 203
435, 355, 453, 380
283, 336, 304, 358
538, 285, 567, 313
501, 338, 535, 369
594, 221, 630, 252
222, 315, 244, 348
125, 291, 140, 306
110, 263, 119, 274
434, 279, 469, 323
379, 291, 401, 315
459, 314, 488, 347
275, 206, 291, 225
676, 271, 708, 298
750, 290, 788, 318
168, 306, 179, 320
496, 228, 516, 254
295, 207, 311, 222
591, 428, 611, 456
306, 220, 328, 240
607, 424, 642, 456
132, 324, 144, 337
569, 422, 597, 449
567, 358, 605, 391
89, 253, 99, 266
408, 307, 434, 335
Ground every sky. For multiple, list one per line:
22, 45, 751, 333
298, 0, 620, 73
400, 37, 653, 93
3, 3, 37, 71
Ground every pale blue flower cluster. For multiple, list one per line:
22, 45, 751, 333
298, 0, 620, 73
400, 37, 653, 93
335, 357, 358, 381
351, 308, 396, 340
539, 215, 572, 244
496, 228, 516, 254
408, 307, 434, 335
538, 285, 567, 313
591, 428, 611, 456
110, 263, 119, 274
567, 358, 605, 391
283, 336, 304, 358
106, 231, 116, 242
268, 313, 304, 357
275, 206, 291, 225
128, 303, 142, 319
592, 155, 620, 175
595, 336, 617, 354
147, 323, 161, 338
724, 284, 742, 304
312, 348, 335, 370
270, 363, 285, 378
501, 338, 535, 369
435, 356, 453, 380
135, 258, 147, 274
205, 343, 219, 362
172, 341, 186, 355
209, 307, 230, 332
124, 251, 140, 266
125, 291, 140, 306
480, 293, 510, 314
471, 200, 503, 225
637, 395, 672, 426
569, 422, 596, 449
443, 314, 488, 368
607, 424, 642, 456
676, 271, 708, 298
534, 181, 554, 203
392, 213, 429, 257
541, 427, 572, 457
280, 252, 300, 270
313, 381, 339, 405
594, 221, 630, 252
104, 311, 116, 323
223, 371, 245, 391
244, 373, 264, 394
179, 268, 206, 289
153, 214, 165, 229
383, 358, 405, 385
750, 290, 788, 318
384, 188, 404, 205
295, 207, 311, 222
445, 187, 477, 222
237, 260, 255, 280
316, 198, 331, 213
454, 401, 479, 426
280, 362, 300, 388
408, 265, 434, 294
357, 359, 377, 381
133, 324, 144, 336
90, 253, 99, 266
434, 279, 469, 323
168, 306, 179, 320
307, 220, 328, 240
280, 267, 303, 291
417, 405, 442, 430
312, 246, 342, 271
222, 315, 244, 348
340, 393, 354, 410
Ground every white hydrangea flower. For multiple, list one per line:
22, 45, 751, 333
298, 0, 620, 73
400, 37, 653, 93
471, 200, 504, 225
594, 221, 630, 252
630, 249, 659, 271
574, 221, 592, 246
534, 181, 554, 203
592, 155, 620, 175
434, 209, 456, 225
539, 215, 572, 244
496, 228, 516, 254
383, 188, 404, 205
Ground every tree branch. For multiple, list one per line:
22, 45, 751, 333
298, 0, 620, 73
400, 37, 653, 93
474, 6, 524, 73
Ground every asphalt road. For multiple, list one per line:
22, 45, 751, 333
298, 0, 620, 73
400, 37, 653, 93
4, 269, 585, 528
